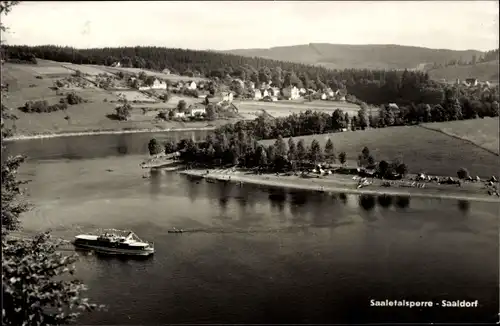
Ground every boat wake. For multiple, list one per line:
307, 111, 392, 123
166, 222, 352, 235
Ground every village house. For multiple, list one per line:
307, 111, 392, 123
282, 86, 300, 100
248, 81, 256, 90
139, 78, 167, 91
174, 111, 186, 118
326, 88, 335, 97
185, 81, 197, 90
162, 68, 171, 74
188, 104, 206, 117
320, 93, 328, 100
271, 87, 281, 97
221, 91, 234, 102
111, 62, 121, 67
261, 89, 270, 98
253, 89, 262, 100
299, 88, 307, 95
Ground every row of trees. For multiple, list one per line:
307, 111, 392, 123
151, 130, 408, 180
436, 49, 499, 68
20, 92, 85, 113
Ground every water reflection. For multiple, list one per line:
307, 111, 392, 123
269, 188, 287, 213
216, 183, 232, 211
457, 200, 470, 214
395, 196, 410, 209
377, 194, 393, 208
116, 134, 129, 155
149, 169, 161, 198
338, 193, 347, 205
185, 177, 201, 203
359, 194, 376, 211
4, 130, 212, 160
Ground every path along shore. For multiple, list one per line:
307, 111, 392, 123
180, 168, 500, 203
3, 126, 216, 142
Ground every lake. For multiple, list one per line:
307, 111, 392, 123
5, 131, 499, 324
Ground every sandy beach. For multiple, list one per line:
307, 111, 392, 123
180, 168, 500, 203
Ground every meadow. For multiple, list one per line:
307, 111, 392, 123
427, 60, 499, 83
94, 66, 209, 82
1, 61, 219, 137
112, 90, 157, 103
260, 123, 500, 178
421, 117, 499, 155
235, 99, 361, 118
62, 64, 114, 76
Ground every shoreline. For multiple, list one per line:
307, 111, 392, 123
3, 126, 217, 142
180, 169, 500, 203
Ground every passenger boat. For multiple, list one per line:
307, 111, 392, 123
72, 229, 154, 256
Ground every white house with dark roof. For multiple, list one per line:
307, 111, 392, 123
185, 81, 197, 90
221, 91, 234, 102
253, 89, 262, 100
139, 78, 167, 91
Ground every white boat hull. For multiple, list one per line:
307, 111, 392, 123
73, 242, 154, 256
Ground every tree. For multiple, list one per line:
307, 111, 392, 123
308, 139, 324, 165
287, 137, 297, 162
1, 8, 102, 317
145, 76, 156, 86
357, 107, 368, 129
331, 109, 345, 130
177, 100, 187, 112
396, 163, 408, 176
339, 151, 347, 165
205, 104, 216, 121
296, 139, 307, 164
148, 138, 163, 156
351, 116, 357, 131
138, 71, 147, 81
273, 135, 287, 158
457, 167, 469, 179
367, 155, 375, 166
377, 160, 389, 178
324, 138, 335, 164
164, 139, 177, 154
362, 146, 370, 159
266, 144, 276, 165
2, 232, 104, 326
0, 1, 20, 34
115, 103, 131, 121
255, 146, 268, 169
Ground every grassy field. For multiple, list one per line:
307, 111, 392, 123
420, 117, 499, 155
260, 124, 499, 178
427, 60, 499, 83
112, 90, 157, 103
95, 66, 208, 82
1, 61, 226, 137
62, 64, 114, 76
235, 100, 361, 119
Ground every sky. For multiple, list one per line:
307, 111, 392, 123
1, 1, 499, 51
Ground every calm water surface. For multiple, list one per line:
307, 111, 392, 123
6, 132, 500, 324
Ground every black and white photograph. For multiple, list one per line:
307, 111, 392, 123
1, 1, 499, 325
